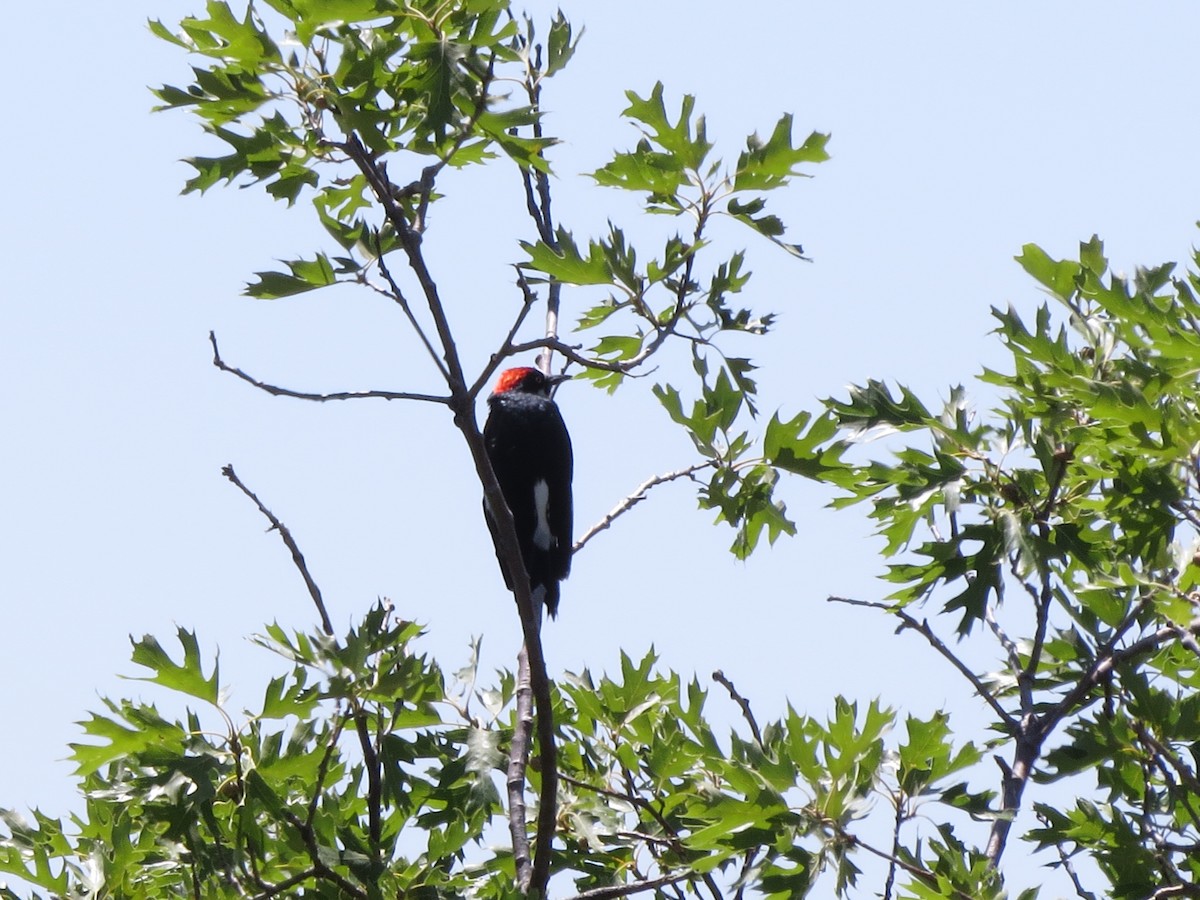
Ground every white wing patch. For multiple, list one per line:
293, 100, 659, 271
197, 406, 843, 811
532, 479, 553, 550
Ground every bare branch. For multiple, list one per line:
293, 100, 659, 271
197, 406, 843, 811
840, 827, 975, 900
1048, 836, 1098, 900
469, 269, 539, 399
307, 712, 347, 829
210, 332, 449, 406
986, 605, 1194, 866
336, 59, 565, 899
251, 867, 322, 900
575, 463, 715, 553
511, 57, 567, 894
1044, 604, 1166, 726
1150, 885, 1200, 899
562, 873, 697, 900
828, 596, 1018, 732
506, 335, 663, 377
985, 580, 1028, 714
507, 643, 534, 886
222, 464, 334, 636
368, 246, 449, 380
882, 790, 905, 900
1023, 447, 1069, 694
712, 670, 762, 748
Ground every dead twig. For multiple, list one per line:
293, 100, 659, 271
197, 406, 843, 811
827, 596, 1018, 732
575, 463, 715, 553
713, 670, 762, 749
222, 464, 334, 636
210, 332, 449, 406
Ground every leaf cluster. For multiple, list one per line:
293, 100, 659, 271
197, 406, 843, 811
0, 622, 1002, 900
769, 235, 1200, 896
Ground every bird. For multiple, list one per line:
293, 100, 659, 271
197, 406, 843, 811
483, 366, 574, 620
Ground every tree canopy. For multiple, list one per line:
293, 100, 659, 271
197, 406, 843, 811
2, 2, 1199, 899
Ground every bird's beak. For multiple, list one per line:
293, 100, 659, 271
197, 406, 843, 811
547, 373, 572, 387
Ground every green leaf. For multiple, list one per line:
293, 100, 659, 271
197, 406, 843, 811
1016, 243, 1081, 300
733, 116, 829, 191
245, 254, 338, 298
620, 82, 712, 171
172, 1, 283, 67
288, 0, 395, 44
544, 11, 583, 76
592, 139, 687, 201
727, 196, 785, 237
520, 228, 613, 285
128, 628, 219, 704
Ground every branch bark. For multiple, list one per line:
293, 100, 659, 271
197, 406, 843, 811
827, 596, 1018, 732
222, 464, 334, 636
340, 122, 560, 898
575, 463, 715, 553
210, 332, 449, 406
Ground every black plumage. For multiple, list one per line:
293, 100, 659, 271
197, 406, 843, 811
483, 367, 574, 618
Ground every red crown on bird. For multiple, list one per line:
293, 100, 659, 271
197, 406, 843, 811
493, 367, 542, 394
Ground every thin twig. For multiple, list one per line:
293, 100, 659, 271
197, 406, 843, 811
712, 670, 762, 748
985, 580, 1028, 713
210, 332, 449, 405
1048, 837, 1097, 900
505, 335, 663, 376
469, 268, 539, 399
575, 463, 715, 553
882, 790, 905, 900
278, 807, 369, 899
370, 246, 450, 380
222, 464, 334, 636
559, 774, 723, 900
842, 828, 974, 900
562, 873, 697, 900
251, 867, 322, 900
828, 596, 1017, 732
307, 712, 347, 828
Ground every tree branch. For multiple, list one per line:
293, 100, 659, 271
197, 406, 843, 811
337, 67, 562, 900
882, 790, 905, 900
575, 463, 715, 553
712, 670, 762, 748
507, 642, 534, 885
367, 247, 450, 380
827, 596, 1017, 732
505, 335, 662, 377
210, 332, 449, 406
469, 268, 538, 399
222, 464, 334, 636
985, 605, 1195, 866
352, 706, 382, 849
562, 873, 697, 900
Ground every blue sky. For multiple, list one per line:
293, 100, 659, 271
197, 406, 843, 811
4, 2, 1200, 896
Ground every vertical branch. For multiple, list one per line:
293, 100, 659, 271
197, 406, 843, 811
882, 790, 905, 900
507, 643, 534, 886
505, 39, 564, 899
353, 709, 383, 848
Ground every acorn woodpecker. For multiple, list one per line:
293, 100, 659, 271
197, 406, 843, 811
483, 366, 574, 619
